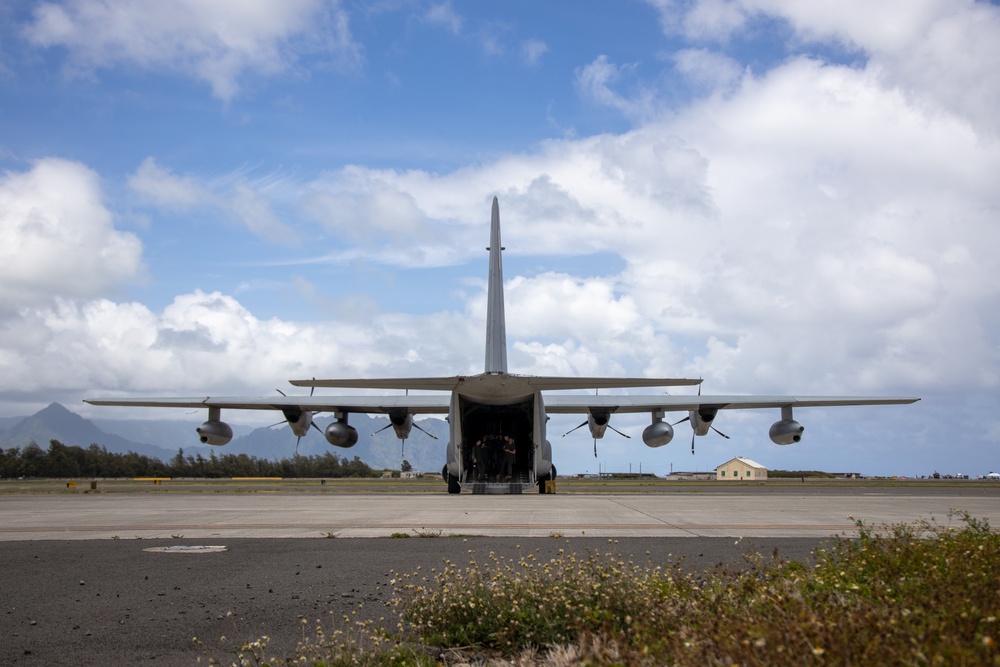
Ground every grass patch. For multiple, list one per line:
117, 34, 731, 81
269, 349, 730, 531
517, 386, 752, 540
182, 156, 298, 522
411, 528, 444, 538
206, 513, 999, 665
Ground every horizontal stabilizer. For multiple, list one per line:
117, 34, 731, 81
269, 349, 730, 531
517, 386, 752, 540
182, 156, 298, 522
290, 373, 703, 392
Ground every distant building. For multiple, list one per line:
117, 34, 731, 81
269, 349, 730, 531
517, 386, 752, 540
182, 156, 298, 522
716, 456, 768, 481
665, 471, 716, 481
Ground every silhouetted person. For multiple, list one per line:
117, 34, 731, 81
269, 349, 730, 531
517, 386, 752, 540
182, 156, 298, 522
501, 436, 516, 481
473, 439, 487, 481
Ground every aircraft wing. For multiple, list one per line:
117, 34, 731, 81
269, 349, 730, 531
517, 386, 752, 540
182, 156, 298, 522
543, 394, 920, 414
83, 394, 452, 415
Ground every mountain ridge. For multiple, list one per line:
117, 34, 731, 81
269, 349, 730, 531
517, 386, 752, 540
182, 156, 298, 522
0, 403, 447, 472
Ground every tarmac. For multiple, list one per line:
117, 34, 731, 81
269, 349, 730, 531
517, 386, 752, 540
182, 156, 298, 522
2, 484, 998, 540
1, 485, 997, 665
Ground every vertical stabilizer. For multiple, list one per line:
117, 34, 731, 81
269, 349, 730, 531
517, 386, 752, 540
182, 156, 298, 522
485, 197, 508, 373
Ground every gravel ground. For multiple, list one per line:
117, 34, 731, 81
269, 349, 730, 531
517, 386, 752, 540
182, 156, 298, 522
1, 536, 827, 665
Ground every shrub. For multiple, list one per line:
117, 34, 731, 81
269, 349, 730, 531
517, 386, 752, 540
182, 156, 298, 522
216, 514, 999, 665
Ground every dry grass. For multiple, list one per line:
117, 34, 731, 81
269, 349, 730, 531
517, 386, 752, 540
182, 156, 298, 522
207, 513, 999, 666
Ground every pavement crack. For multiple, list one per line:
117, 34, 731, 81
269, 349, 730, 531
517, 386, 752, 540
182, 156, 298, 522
605, 498, 702, 537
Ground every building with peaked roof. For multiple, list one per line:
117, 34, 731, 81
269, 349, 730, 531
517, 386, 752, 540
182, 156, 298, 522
716, 456, 768, 481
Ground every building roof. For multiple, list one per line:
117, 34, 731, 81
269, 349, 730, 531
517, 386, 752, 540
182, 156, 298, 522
716, 456, 767, 471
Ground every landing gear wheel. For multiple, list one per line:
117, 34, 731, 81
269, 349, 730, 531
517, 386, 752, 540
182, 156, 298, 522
538, 465, 557, 494
444, 466, 461, 494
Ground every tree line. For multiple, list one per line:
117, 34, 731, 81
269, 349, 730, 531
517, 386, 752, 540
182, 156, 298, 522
0, 440, 379, 479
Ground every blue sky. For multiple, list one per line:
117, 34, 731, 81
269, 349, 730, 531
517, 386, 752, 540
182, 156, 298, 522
2, 0, 999, 477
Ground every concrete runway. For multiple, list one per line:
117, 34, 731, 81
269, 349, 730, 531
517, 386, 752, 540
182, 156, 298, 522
1, 485, 998, 539
1, 486, 997, 665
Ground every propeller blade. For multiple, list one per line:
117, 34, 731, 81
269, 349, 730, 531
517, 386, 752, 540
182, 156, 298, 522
412, 422, 439, 440
607, 424, 632, 439
696, 384, 701, 456
593, 438, 597, 458
562, 420, 589, 437
372, 423, 393, 436
310, 421, 324, 434
712, 426, 730, 439
276, 389, 287, 396
267, 418, 288, 429
294, 435, 302, 456
673, 416, 690, 426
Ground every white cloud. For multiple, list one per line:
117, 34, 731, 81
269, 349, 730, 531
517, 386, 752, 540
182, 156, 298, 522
128, 157, 209, 210
673, 48, 742, 91
575, 55, 659, 122
647, 0, 1000, 134
424, 2, 463, 35
229, 183, 298, 245
0, 287, 484, 414
521, 39, 548, 66
780, 0, 1000, 134
22, 0, 360, 100
127, 158, 298, 245
0, 158, 142, 310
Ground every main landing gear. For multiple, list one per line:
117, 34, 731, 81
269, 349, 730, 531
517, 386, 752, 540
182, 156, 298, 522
537, 465, 557, 494
443, 465, 461, 494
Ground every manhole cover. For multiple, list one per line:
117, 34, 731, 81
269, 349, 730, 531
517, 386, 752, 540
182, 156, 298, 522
143, 545, 228, 554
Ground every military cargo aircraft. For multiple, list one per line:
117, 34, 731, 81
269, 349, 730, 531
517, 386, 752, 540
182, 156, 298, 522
87, 198, 919, 493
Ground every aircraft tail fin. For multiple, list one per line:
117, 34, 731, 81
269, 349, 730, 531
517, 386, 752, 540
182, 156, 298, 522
485, 196, 508, 373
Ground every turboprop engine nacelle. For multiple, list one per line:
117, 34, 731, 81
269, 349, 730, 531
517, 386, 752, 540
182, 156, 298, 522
325, 418, 359, 448
690, 408, 718, 436
588, 411, 610, 439
388, 411, 414, 440
769, 419, 804, 445
283, 409, 313, 438
642, 414, 674, 448
197, 420, 233, 446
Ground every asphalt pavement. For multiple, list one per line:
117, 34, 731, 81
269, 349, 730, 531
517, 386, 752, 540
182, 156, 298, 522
2, 484, 997, 665
1, 535, 825, 666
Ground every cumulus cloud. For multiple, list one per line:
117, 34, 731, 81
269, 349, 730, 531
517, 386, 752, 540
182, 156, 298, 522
21, 0, 360, 100
0, 287, 484, 415
646, 0, 1000, 134
0, 158, 142, 309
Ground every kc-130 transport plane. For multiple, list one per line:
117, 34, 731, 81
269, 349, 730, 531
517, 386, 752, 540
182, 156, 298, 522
87, 198, 918, 494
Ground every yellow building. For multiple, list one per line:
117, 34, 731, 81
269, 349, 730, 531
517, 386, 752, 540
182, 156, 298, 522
716, 456, 768, 481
